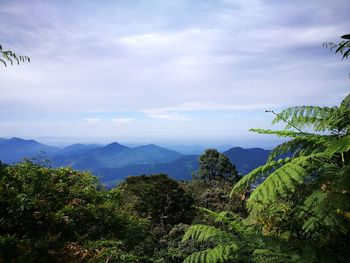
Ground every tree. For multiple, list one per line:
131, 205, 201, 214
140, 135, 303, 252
118, 174, 195, 229
194, 149, 238, 181
0, 44, 30, 67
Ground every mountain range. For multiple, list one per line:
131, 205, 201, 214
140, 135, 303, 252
0, 137, 270, 186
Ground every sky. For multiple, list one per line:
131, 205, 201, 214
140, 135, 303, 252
0, 0, 349, 148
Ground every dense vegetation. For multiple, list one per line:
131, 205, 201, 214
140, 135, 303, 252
1, 35, 349, 262
0, 160, 237, 262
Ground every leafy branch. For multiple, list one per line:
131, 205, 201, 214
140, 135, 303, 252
0, 44, 30, 67
323, 34, 350, 60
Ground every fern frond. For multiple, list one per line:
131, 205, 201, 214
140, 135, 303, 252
249, 129, 304, 138
325, 135, 350, 156
340, 94, 350, 109
251, 248, 304, 263
297, 165, 350, 240
271, 106, 336, 131
250, 129, 332, 162
231, 157, 292, 196
0, 46, 30, 67
182, 225, 234, 243
183, 244, 239, 263
246, 154, 328, 208
266, 136, 320, 162
198, 207, 257, 234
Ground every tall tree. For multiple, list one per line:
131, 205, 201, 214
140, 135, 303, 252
194, 149, 238, 181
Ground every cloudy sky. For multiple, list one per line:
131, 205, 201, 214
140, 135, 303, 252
0, 0, 349, 148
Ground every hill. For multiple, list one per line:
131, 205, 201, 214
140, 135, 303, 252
95, 155, 199, 186
94, 147, 270, 186
223, 147, 270, 175
0, 137, 59, 163
0, 137, 271, 186
56, 143, 100, 156
0, 138, 8, 145
51, 142, 182, 169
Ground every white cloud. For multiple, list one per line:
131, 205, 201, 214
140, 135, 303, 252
84, 118, 101, 125
142, 110, 190, 121
112, 118, 134, 125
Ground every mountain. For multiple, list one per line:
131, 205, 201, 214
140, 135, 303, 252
0, 137, 59, 163
94, 155, 199, 186
223, 147, 270, 175
130, 144, 182, 164
56, 143, 100, 156
51, 142, 182, 170
94, 147, 271, 187
164, 144, 205, 155
0, 137, 271, 186
91, 142, 130, 155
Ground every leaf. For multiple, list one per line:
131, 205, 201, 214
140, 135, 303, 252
0, 58, 7, 67
341, 34, 350, 40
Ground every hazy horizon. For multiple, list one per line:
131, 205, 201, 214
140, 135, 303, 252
0, 134, 282, 152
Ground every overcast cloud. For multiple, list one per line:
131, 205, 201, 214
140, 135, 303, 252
0, 0, 349, 147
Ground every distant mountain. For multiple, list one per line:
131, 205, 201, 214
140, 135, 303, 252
223, 147, 270, 175
51, 142, 182, 170
0, 138, 8, 145
164, 144, 205, 155
94, 155, 199, 186
91, 142, 130, 155
0, 137, 59, 163
56, 143, 100, 156
0, 137, 271, 186
130, 144, 182, 164
94, 147, 271, 186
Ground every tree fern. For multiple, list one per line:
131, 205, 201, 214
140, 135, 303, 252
182, 209, 317, 263
297, 165, 350, 242
183, 244, 239, 263
229, 92, 350, 260
271, 106, 337, 132
232, 90, 350, 208
182, 225, 234, 244
183, 34, 350, 263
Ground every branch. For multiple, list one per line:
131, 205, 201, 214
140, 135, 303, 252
0, 44, 30, 67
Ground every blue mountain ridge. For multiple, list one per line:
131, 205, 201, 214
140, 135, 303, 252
0, 138, 271, 187
0, 137, 59, 163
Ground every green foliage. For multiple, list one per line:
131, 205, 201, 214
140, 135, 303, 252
194, 149, 238, 181
323, 34, 350, 60
119, 174, 195, 230
0, 161, 149, 262
228, 93, 350, 260
182, 224, 233, 243
297, 165, 350, 243
151, 223, 198, 263
182, 209, 317, 263
180, 180, 235, 213
59, 240, 140, 263
0, 44, 30, 67
183, 35, 350, 262
232, 93, 350, 213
